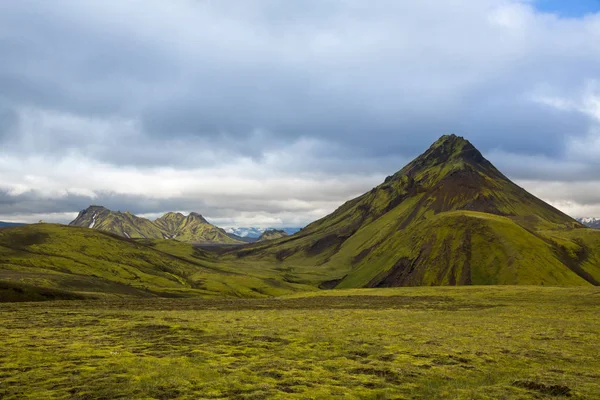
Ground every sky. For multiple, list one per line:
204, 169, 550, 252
0, 0, 600, 228
535, 0, 600, 17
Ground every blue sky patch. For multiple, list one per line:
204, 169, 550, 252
534, 0, 600, 17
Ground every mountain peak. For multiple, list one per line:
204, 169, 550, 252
393, 134, 489, 183
73, 205, 109, 221
426, 134, 484, 164
160, 212, 185, 219
432, 133, 467, 145
83, 205, 107, 212
188, 212, 208, 223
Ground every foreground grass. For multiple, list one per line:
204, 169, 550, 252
1, 287, 599, 399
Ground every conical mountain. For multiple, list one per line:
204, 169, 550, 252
237, 135, 600, 288
70, 207, 241, 244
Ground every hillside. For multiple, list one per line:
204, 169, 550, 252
257, 229, 289, 242
70, 206, 242, 244
0, 224, 309, 302
233, 134, 600, 288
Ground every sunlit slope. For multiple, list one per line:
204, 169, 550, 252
232, 135, 597, 288
338, 211, 594, 288
0, 224, 308, 301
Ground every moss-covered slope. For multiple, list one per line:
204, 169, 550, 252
232, 134, 599, 288
257, 229, 289, 242
0, 224, 309, 301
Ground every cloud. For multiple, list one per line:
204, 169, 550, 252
1, 0, 600, 224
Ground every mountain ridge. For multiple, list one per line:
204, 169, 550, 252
578, 217, 600, 229
70, 206, 242, 244
225, 227, 302, 239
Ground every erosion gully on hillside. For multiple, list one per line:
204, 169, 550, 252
1, 287, 599, 399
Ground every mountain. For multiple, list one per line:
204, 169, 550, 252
225, 227, 265, 238
0, 221, 26, 228
225, 227, 302, 239
577, 217, 600, 229
70, 205, 164, 239
235, 134, 600, 288
154, 212, 238, 243
257, 229, 289, 242
69, 206, 242, 244
0, 224, 308, 302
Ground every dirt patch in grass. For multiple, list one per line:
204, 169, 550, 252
1, 231, 50, 247
0, 281, 87, 302
513, 380, 572, 396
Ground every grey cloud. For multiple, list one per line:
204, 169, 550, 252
1, 1, 600, 221
0, 1, 597, 163
0, 188, 353, 226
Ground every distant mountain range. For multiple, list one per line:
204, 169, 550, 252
69, 206, 242, 244
0, 221, 26, 228
577, 217, 600, 229
225, 227, 301, 238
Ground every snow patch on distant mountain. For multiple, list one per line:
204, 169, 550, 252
577, 217, 600, 229
88, 213, 97, 229
225, 227, 264, 238
225, 227, 301, 238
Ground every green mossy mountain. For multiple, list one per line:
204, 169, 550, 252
257, 229, 289, 242
235, 134, 600, 288
70, 206, 241, 244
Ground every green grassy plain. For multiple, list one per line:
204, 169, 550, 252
1, 286, 599, 399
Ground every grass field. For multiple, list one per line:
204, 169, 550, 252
1, 286, 599, 399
